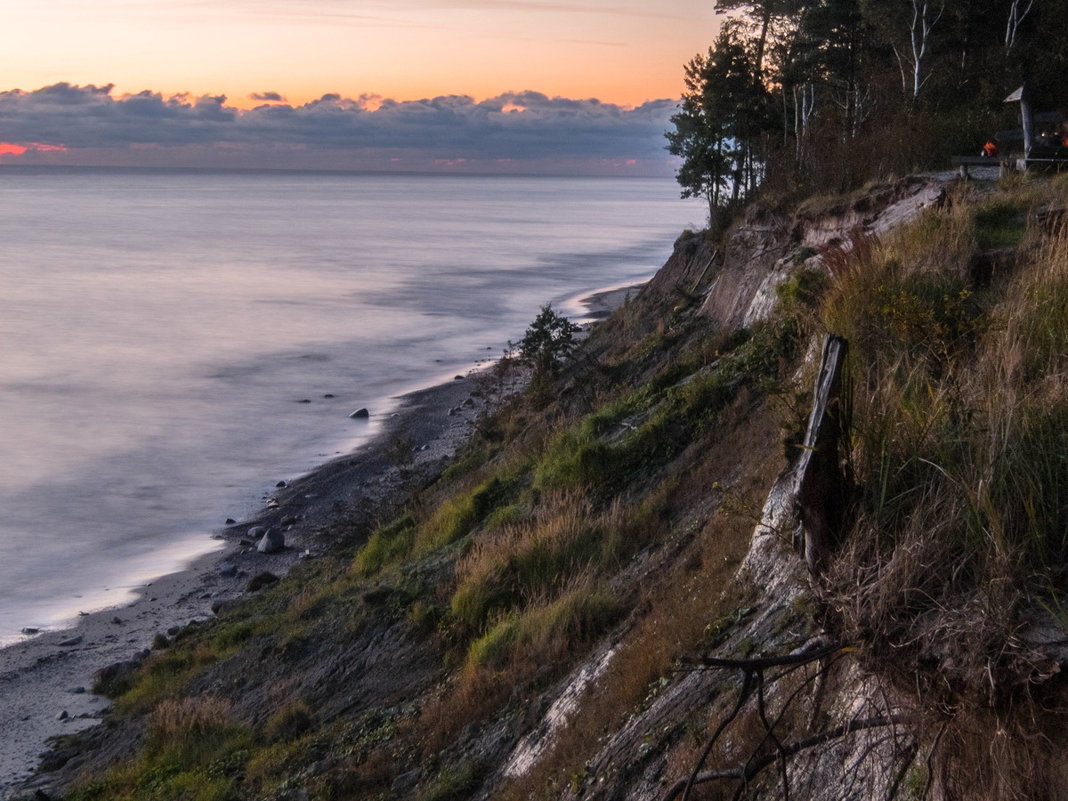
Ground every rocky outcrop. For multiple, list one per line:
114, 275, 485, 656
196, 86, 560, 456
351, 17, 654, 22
694, 177, 947, 332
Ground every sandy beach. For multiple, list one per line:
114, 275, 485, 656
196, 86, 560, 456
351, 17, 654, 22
0, 283, 639, 800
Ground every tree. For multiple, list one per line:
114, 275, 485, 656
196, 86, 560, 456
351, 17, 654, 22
666, 21, 774, 224
512, 305, 579, 377
1004, 0, 1035, 51
713, 0, 803, 75
860, 0, 945, 101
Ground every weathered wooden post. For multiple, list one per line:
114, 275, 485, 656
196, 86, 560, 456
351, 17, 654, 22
1005, 84, 1034, 157
795, 334, 849, 574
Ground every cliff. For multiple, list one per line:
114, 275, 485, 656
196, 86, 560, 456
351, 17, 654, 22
17, 173, 1068, 801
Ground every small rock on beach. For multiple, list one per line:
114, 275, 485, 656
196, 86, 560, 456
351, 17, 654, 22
257, 528, 285, 554
349, 408, 370, 419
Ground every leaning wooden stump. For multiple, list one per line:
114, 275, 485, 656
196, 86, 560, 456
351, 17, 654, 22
795, 334, 849, 574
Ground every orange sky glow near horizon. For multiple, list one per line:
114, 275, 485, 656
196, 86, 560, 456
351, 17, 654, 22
0, 0, 722, 109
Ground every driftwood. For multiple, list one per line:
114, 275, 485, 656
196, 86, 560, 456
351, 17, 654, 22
795, 334, 849, 574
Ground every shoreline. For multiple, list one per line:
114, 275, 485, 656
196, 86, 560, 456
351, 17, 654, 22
0, 281, 642, 799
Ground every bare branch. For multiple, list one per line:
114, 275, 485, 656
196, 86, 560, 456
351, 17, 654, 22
664, 715, 914, 801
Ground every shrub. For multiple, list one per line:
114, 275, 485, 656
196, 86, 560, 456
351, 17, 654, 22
512, 304, 580, 376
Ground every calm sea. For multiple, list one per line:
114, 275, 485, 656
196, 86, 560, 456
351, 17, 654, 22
0, 168, 701, 645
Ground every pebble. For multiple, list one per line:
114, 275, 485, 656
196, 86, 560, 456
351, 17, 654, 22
349, 407, 370, 419
58, 636, 82, 647
276, 480, 287, 488
21, 627, 40, 635
323, 393, 335, 398
56, 710, 68, 721
225, 517, 236, 525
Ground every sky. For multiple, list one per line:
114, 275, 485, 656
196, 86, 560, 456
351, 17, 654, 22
0, 0, 723, 174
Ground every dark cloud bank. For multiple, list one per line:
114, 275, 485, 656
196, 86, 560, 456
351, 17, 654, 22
0, 83, 678, 175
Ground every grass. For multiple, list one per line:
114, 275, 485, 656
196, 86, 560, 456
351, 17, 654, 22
352, 513, 417, 575
113, 647, 217, 714
68, 697, 253, 801
821, 181, 1068, 722
465, 579, 620, 671
353, 473, 520, 577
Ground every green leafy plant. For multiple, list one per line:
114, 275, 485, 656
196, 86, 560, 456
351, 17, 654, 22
512, 304, 580, 377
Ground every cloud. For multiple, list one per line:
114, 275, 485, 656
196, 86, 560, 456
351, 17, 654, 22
0, 83, 679, 174
249, 91, 287, 103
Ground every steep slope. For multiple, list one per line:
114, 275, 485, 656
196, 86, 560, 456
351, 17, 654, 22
19, 173, 1068, 801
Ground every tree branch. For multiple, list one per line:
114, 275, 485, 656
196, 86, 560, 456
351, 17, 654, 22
664, 715, 913, 801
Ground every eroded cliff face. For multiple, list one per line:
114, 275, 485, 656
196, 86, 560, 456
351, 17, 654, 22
701, 177, 947, 332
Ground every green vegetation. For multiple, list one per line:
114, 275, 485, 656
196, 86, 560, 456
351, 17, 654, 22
68, 698, 252, 801
511, 304, 580, 377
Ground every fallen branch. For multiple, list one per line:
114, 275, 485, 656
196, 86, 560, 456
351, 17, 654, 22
664, 715, 913, 801
673, 644, 849, 801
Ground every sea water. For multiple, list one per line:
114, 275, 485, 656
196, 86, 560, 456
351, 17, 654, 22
0, 168, 701, 645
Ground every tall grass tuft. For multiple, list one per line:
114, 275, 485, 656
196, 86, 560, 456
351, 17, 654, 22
825, 188, 1068, 713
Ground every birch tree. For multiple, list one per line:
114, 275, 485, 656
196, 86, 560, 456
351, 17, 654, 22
1004, 0, 1035, 51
